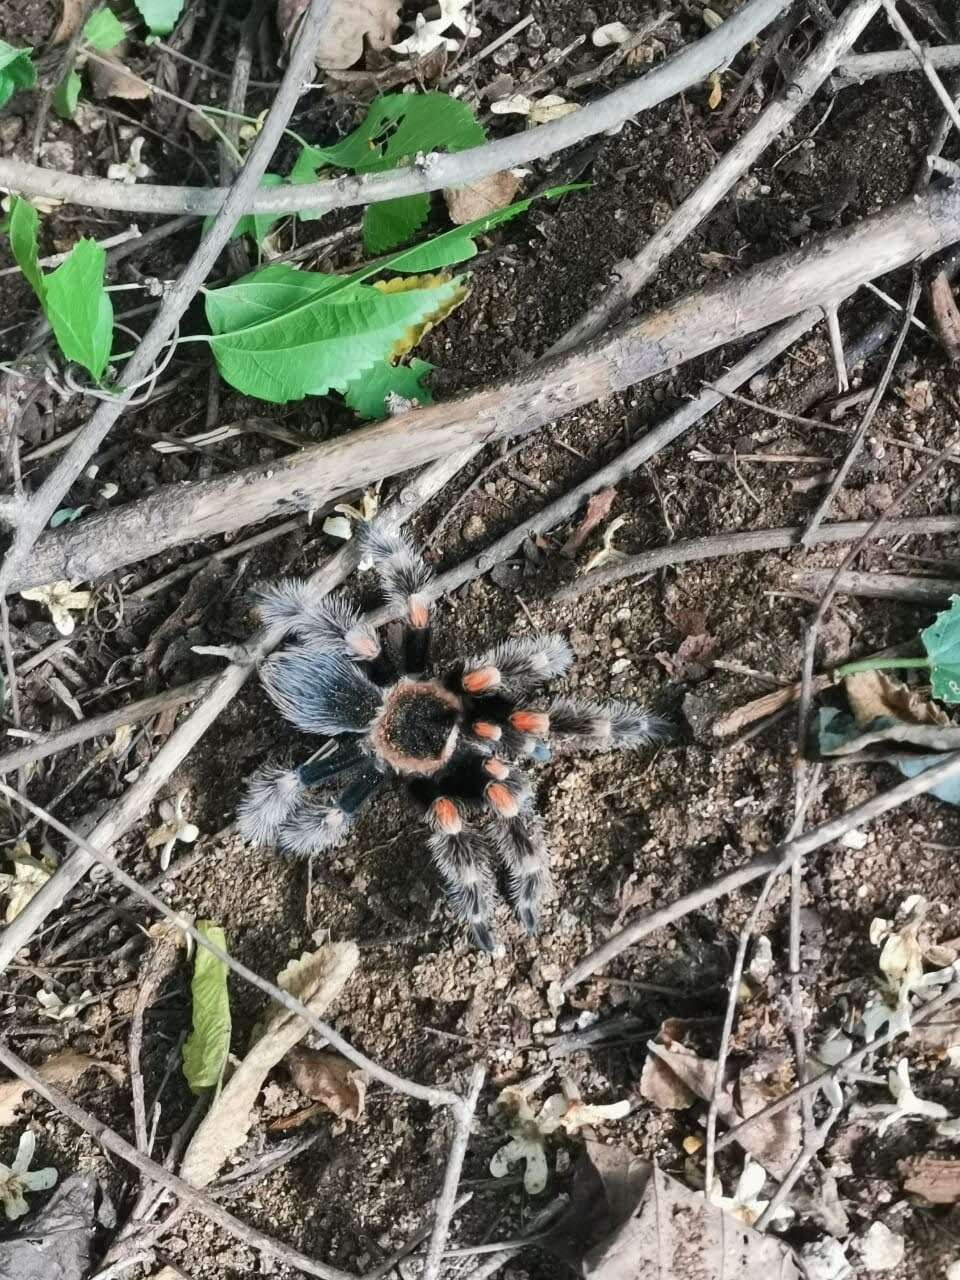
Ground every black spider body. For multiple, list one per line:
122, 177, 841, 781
237, 524, 668, 950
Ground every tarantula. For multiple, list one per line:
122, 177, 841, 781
237, 524, 667, 950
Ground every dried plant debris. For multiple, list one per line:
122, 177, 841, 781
179, 941, 357, 1187
858, 1058, 951, 1134
581, 1161, 801, 1279
18, 582, 91, 636
277, 0, 401, 70
860, 896, 960, 1042
0, 846, 54, 923
285, 1047, 367, 1121
146, 790, 200, 872
900, 1153, 960, 1203
639, 1023, 801, 1178
0, 1133, 57, 1220
0, 1053, 122, 1127
490, 1079, 630, 1195
712, 1156, 794, 1228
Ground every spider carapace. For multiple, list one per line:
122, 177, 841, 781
238, 523, 668, 951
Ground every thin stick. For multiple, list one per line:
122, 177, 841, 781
0, 0, 334, 602
0, 0, 788, 216
563, 749, 960, 988
29, 0, 100, 160
456, 1198, 569, 1280
552, 514, 960, 603
753, 1103, 842, 1230
547, 0, 882, 353
703, 869, 780, 1196
883, 1, 960, 135
27, 177, 960, 592
802, 267, 922, 544
0, 676, 215, 774
420, 1065, 486, 1280
363, 1195, 473, 1280
716, 978, 960, 1152
0, 780, 461, 1110
0, 1043, 355, 1280
795, 568, 960, 602
834, 43, 960, 85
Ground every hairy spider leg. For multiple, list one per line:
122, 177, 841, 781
458, 690, 552, 759
260, 648, 384, 736
361, 524, 433, 675
547, 697, 670, 748
428, 826, 498, 952
489, 811, 551, 934
454, 633, 574, 698
236, 740, 367, 846
253, 579, 380, 661
276, 761, 384, 857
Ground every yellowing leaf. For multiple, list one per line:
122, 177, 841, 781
373, 271, 469, 360
707, 70, 722, 110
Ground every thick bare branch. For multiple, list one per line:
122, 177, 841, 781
19, 182, 960, 592
0, 0, 789, 217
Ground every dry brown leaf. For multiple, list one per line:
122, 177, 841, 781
277, 0, 401, 69
656, 633, 717, 681
88, 48, 151, 101
443, 171, 521, 226
286, 1047, 367, 1121
845, 669, 949, 728
898, 379, 933, 414
900, 1154, 960, 1203
561, 488, 618, 558
52, 0, 84, 43
643, 1029, 801, 1178
0, 1051, 123, 1126
178, 941, 358, 1188
582, 1163, 801, 1279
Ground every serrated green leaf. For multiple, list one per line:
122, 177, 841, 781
182, 921, 231, 1093
83, 6, 125, 50
208, 274, 462, 404
344, 357, 434, 419
8, 197, 43, 303
922, 596, 960, 703
0, 40, 35, 110
362, 193, 430, 256
204, 263, 342, 334
44, 240, 114, 381
132, 0, 185, 36
203, 173, 285, 247
53, 68, 81, 119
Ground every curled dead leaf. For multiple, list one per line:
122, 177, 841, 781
52, 0, 84, 44
88, 48, 151, 101
561, 488, 617, 559
844, 670, 949, 729
443, 171, 521, 226
286, 1047, 367, 1121
277, 0, 401, 69
0, 1051, 123, 1126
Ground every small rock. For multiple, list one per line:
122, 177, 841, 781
38, 141, 76, 171
610, 657, 631, 675
841, 829, 869, 851
800, 1239, 853, 1280
462, 514, 485, 540
569, 629, 594, 657
748, 934, 774, 983
492, 40, 519, 67
0, 116, 23, 153
856, 1223, 905, 1272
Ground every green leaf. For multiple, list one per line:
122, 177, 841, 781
44, 240, 114, 381
208, 274, 462, 404
8, 196, 44, 303
362, 194, 430, 256
50, 506, 88, 527
131, 0, 185, 36
922, 595, 960, 703
0, 40, 35, 110
53, 68, 81, 120
83, 6, 125, 50
203, 173, 285, 247
204, 263, 342, 334
182, 921, 232, 1093
344, 357, 434, 419
367, 184, 585, 276
292, 92, 486, 231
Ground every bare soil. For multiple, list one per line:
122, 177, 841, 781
2, 1, 960, 1278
